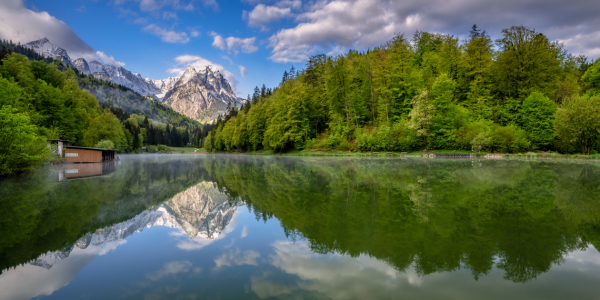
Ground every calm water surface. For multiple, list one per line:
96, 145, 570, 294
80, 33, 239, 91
1, 155, 600, 299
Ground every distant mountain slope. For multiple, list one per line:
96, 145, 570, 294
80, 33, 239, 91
88, 60, 160, 96
23, 37, 72, 66
77, 74, 200, 127
23, 37, 244, 123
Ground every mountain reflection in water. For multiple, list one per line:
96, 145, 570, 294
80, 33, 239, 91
1, 155, 600, 299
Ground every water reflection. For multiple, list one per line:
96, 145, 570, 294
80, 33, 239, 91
54, 161, 118, 181
1, 155, 600, 299
0, 177, 242, 299
205, 157, 600, 283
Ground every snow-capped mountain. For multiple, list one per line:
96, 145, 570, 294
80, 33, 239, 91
88, 60, 160, 95
24, 37, 71, 65
25, 38, 245, 122
72, 58, 90, 75
148, 76, 178, 99
163, 65, 246, 122
29, 182, 242, 270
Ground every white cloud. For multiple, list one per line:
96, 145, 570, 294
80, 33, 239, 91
246, 4, 293, 30
209, 32, 258, 54
190, 29, 200, 37
250, 240, 421, 299
240, 225, 249, 236
266, 0, 600, 63
76, 5, 86, 13
0, 0, 125, 66
222, 55, 234, 65
113, 0, 208, 13
145, 261, 193, 281
162, 11, 177, 20
0, 240, 126, 300
202, 0, 219, 10
558, 32, 600, 59
143, 24, 190, 43
214, 249, 260, 268
0, 0, 96, 60
96, 51, 126, 66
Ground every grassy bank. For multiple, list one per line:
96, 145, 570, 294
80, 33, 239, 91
201, 149, 600, 161
168, 146, 205, 153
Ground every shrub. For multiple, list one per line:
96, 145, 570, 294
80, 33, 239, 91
355, 121, 416, 152
157, 145, 171, 153
94, 139, 115, 149
470, 132, 493, 151
0, 106, 49, 175
491, 125, 530, 153
147, 145, 158, 153
456, 120, 492, 150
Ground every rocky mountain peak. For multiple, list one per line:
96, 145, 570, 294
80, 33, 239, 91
24, 37, 71, 64
72, 58, 91, 75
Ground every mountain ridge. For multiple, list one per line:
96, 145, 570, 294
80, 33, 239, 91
24, 37, 245, 123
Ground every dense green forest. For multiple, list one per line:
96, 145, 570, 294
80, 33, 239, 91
0, 40, 209, 175
205, 25, 600, 154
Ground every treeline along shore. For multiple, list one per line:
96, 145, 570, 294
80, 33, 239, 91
204, 25, 600, 156
0, 40, 211, 176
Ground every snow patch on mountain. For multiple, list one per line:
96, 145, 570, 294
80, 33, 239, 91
72, 58, 90, 75
24, 37, 71, 65
88, 60, 160, 96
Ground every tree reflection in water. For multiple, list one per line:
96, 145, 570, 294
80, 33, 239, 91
205, 157, 600, 283
2, 155, 600, 285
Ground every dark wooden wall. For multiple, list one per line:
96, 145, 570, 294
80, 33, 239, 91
65, 148, 102, 163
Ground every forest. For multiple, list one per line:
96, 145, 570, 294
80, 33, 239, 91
0, 40, 207, 175
205, 25, 600, 155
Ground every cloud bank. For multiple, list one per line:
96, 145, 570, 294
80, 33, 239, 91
262, 0, 600, 63
209, 32, 258, 54
0, 0, 124, 66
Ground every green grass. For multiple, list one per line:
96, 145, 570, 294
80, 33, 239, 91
204, 148, 600, 161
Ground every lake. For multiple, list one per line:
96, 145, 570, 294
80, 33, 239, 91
1, 155, 600, 300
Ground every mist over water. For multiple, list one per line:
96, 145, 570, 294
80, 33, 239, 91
1, 155, 600, 299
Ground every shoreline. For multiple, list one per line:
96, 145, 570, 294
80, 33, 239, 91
185, 149, 600, 161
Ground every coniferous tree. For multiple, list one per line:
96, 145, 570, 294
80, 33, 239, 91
282, 71, 289, 85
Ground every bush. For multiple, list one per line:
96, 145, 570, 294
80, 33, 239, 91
147, 145, 158, 153
0, 106, 49, 175
490, 125, 530, 153
156, 144, 171, 153
470, 132, 493, 151
456, 120, 492, 150
355, 121, 416, 152
94, 139, 115, 149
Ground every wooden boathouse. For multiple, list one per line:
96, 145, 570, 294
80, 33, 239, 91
64, 146, 118, 163
47, 139, 72, 157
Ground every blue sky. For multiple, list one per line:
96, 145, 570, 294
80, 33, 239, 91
21, 0, 299, 97
1, 0, 600, 97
